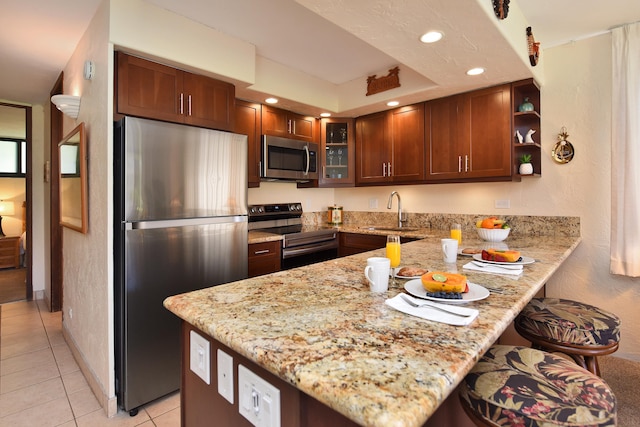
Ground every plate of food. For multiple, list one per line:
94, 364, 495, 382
393, 266, 429, 280
458, 247, 482, 257
472, 250, 535, 265
404, 279, 489, 304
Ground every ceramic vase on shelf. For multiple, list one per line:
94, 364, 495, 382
518, 97, 534, 112
519, 163, 534, 175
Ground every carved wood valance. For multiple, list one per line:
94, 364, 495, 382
366, 66, 400, 96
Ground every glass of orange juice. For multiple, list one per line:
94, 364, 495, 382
386, 235, 401, 285
450, 223, 462, 245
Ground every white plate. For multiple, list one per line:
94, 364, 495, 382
472, 253, 535, 265
404, 279, 490, 304
458, 248, 481, 257
392, 267, 429, 280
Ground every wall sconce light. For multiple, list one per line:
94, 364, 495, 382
51, 95, 81, 119
0, 200, 15, 237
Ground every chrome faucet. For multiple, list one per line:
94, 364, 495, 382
387, 191, 403, 228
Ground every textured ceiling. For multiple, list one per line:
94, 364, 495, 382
1, 0, 639, 113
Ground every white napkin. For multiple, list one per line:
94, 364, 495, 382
462, 261, 523, 276
385, 294, 479, 326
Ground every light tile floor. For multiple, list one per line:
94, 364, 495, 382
1, 300, 180, 427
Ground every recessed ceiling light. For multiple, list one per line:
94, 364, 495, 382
420, 31, 444, 43
466, 67, 485, 76
320, 113, 331, 117
265, 97, 278, 104
387, 101, 400, 107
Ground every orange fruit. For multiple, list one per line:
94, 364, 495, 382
481, 218, 495, 229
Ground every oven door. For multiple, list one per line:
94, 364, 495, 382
261, 135, 318, 181
281, 231, 338, 270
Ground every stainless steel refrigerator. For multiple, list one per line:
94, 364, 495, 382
114, 116, 248, 414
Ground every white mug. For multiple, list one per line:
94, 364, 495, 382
364, 257, 390, 292
441, 238, 459, 263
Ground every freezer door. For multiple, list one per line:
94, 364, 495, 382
116, 220, 247, 411
120, 117, 248, 221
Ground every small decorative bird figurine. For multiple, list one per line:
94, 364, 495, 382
525, 129, 536, 143
515, 130, 523, 143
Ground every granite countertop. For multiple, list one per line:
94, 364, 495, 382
164, 233, 581, 427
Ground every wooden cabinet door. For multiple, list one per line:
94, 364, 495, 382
116, 51, 182, 122
261, 105, 290, 138
235, 100, 262, 187
389, 103, 425, 182
262, 105, 316, 142
466, 84, 512, 178
356, 111, 390, 185
183, 72, 235, 131
426, 95, 465, 180
289, 113, 315, 143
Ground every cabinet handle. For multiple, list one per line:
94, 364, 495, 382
388, 162, 391, 177
383, 162, 387, 177
253, 249, 270, 255
465, 155, 469, 172
292, 121, 296, 135
287, 119, 292, 134
179, 93, 184, 115
188, 95, 192, 116
458, 155, 462, 173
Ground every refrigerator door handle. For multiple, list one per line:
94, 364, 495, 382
126, 215, 248, 230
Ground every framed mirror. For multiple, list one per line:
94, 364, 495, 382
59, 122, 88, 233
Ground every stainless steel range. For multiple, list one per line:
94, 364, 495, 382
248, 203, 338, 269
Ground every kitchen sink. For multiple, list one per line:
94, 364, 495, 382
360, 226, 421, 232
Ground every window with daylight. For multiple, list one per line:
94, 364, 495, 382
0, 139, 26, 176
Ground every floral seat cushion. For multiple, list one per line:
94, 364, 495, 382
461, 345, 617, 427
515, 298, 620, 347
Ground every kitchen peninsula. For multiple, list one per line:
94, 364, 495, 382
164, 232, 581, 427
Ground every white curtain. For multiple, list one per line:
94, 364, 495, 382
611, 22, 640, 277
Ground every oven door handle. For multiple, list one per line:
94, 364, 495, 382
282, 240, 338, 259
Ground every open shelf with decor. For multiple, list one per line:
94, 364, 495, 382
512, 79, 541, 179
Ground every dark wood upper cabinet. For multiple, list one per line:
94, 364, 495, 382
426, 84, 512, 182
115, 52, 235, 132
355, 103, 425, 185
261, 105, 316, 143
389, 103, 426, 182
235, 100, 262, 188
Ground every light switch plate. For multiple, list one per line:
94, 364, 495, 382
189, 331, 210, 385
217, 349, 234, 403
238, 364, 281, 427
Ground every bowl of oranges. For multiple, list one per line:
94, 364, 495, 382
476, 217, 510, 242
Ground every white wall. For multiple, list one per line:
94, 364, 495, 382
58, 0, 114, 414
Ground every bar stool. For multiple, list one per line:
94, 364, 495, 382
459, 345, 617, 427
514, 298, 620, 376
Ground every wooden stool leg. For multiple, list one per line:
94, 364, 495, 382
585, 356, 600, 377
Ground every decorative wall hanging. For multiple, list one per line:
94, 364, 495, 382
366, 66, 400, 96
526, 27, 540, 66
492, 0, 510, 19
551, 127, 575, 164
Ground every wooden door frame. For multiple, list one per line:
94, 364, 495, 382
0, 101, 33, 300
50, 73, 63, 311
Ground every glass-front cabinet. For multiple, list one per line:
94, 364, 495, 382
319, 118, 355, 187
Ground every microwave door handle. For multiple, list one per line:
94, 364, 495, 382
304, 145, 310, 175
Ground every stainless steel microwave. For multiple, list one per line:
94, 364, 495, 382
260, 135, 318, 181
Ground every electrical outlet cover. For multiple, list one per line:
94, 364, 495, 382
238, 365, 281, 427
217, 349, 234, 403
189, 331, 210, 385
